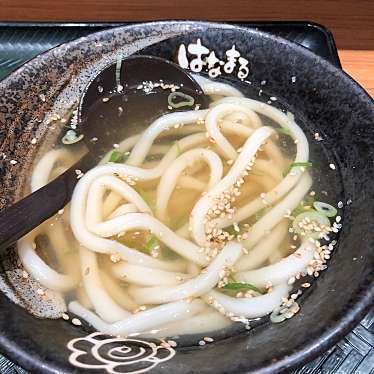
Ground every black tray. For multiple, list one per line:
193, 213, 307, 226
0, 22, 372, 374
0, 21, 342, 80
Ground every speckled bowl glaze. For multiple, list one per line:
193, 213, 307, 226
0, 21, 373, 374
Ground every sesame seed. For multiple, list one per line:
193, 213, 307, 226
31, 138, 37, 144
338, 201, 343, 208
72, 318, 82, 326
10, 160, 18, 165
302, 282, 311, 288
167, 340, 177, 347
110, 253, 121, 263
329, 163, 336, 170
102, 97, 109, 102
203, 336, 214, 342
314, 132, 323, 141
198, 340, 206, 346
62, 313, 69, 321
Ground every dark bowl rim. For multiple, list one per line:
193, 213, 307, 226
0, 20, 373, 374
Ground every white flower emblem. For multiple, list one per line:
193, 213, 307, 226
67, 332, 176, 373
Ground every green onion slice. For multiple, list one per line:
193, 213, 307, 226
292, 210, 330, 238
274, 127, 291, 136
108, 150, 129, 164
142, 235, 158, 253
290, 161, 312, 170
62, 130, 84, 145
283, 161, 313, 177
109, 150, 122, 163
223, 282, 263, 294
292, 195, 315, 216
168, 92, 195, 109
175, 141, 182, 156
313, 201, 337, 217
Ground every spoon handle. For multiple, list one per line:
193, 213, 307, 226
0, 152, 95, 251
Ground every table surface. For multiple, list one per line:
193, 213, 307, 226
339, 50, 374, 98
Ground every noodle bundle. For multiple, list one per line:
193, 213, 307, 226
17, 76, 335, 338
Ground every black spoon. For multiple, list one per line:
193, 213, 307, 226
0, 55, 208, 251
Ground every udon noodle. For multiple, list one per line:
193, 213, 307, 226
17, 75, 337, 338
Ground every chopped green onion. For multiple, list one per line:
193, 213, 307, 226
292, 203, 311, 217
108, 150, 129, 164
168, 92, 195, 109
292, 203, 313, 217
109, 150, 122, 163
162, 247, 179, 259
223, 282, 263, 294
313, 201, 337, 217
304, 194, 315, 206
283, 161, 313, 176
290, 161, 313, 170
137, 188, 156, 213
175, 141, 182, 156
275, 127, 291, 136
62, 130, 84, 145
142, 235, 158, 253
292, 195, 315, 216
292, 210, 330, 238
